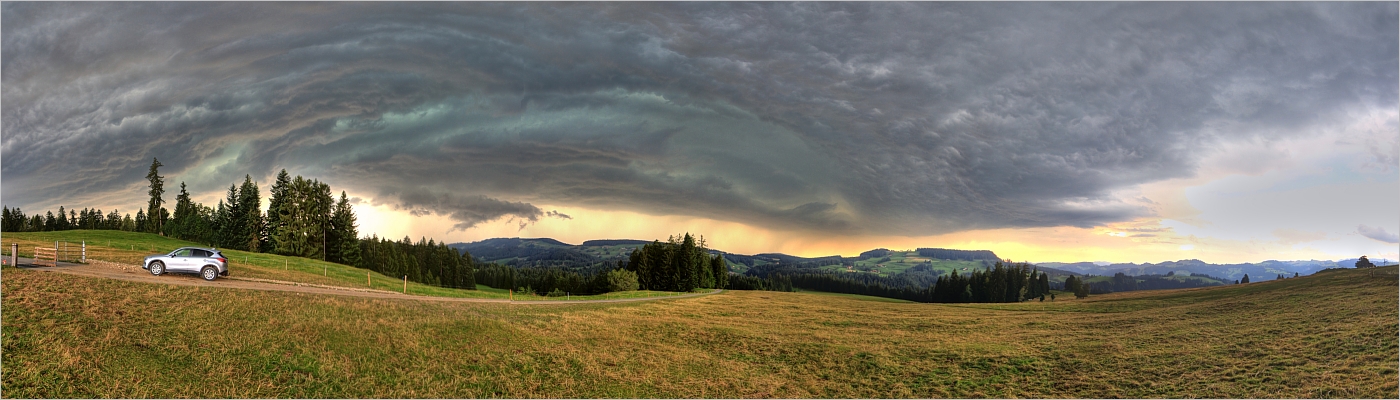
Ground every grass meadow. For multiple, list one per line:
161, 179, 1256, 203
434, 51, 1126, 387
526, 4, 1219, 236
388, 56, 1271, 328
2, 257, 1395, 398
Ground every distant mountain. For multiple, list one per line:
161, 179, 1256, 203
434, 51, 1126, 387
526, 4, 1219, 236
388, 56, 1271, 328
752, 253, 843, 264
450, 237, 1006, 275
1036, 259, 1355, 281
448, 238, 602, 270
859, 248, 893, 259
580, 239, 652, 247
451, 236, 1367, 283
452, 237, 573, 249
915, 248, 1001, 261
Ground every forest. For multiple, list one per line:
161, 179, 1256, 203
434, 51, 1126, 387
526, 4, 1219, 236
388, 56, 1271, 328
0, 158, 1237, 302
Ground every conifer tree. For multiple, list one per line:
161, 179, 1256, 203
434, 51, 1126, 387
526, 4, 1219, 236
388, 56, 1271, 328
145, 157, 165, 234
237, 175, 263, 252
332, 191, 362, 266
170, 182, 195, 240
134, 209, 146, 232
1074, 279, 1090, 298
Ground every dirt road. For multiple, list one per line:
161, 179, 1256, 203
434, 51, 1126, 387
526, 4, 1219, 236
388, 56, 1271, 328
5, 257, 720, 305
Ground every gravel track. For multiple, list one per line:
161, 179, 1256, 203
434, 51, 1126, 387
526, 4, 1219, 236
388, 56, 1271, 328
6, 257, 720, 304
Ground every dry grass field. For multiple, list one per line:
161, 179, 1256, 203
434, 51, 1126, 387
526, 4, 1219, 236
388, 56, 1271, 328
2, 261, 1395, 398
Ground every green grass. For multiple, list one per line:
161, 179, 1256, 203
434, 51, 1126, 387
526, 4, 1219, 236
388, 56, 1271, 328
3, 259, 1394, 398
0, 231, 687, 301
825, 252, 988, 277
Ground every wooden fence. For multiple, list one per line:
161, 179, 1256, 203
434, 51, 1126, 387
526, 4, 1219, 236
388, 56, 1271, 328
32, 247, 57, 267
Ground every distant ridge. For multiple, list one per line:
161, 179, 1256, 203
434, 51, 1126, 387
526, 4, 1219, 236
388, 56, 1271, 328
580, 239, 652, 247
452, 237, 573, 247
752, 253, 843, 264
915, 248, 1001, 261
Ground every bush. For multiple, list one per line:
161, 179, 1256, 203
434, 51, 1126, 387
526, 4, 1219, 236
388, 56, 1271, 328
606, 268, 639, 292
546, 288, 567, 297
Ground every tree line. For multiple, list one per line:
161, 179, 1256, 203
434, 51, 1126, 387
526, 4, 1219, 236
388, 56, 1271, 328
622, 233, 729, 292
357, 235, 475, 290
928, 262, 1052, 303
725, 260, 1065, 303
1, 205, 137, 232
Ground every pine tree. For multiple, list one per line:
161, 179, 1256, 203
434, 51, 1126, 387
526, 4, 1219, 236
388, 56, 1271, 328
170, 182, 195, 240
266, 170, 292, 252
711, 254, 729, 290
237, 175, 263, 252
133, 209, 146, 233
145, 158, 165, 234
217, 184, 242, 249
1074, 279, 1090, 298
332, 192, 362, 266
1241, 274, 1250, 284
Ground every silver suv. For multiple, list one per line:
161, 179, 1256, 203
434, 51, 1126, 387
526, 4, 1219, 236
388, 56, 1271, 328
143, 247, 230, 281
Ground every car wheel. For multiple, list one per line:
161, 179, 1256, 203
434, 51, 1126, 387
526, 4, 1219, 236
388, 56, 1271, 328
149, 261, 165, 276
201, 265, 218, 281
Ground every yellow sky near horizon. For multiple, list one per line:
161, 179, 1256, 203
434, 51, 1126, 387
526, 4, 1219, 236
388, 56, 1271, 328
351, 200, 1396, 265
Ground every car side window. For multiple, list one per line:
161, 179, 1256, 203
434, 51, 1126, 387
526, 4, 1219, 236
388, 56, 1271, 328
173, 249, 193, 257
193, 249, 211, 258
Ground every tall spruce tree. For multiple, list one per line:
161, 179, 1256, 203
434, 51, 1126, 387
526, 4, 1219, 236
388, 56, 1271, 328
170, 182, 195, 240
145, 157, 165, 234
217, 184, 243, 249
330, 191, 361, 265
237, 175, 263, 252
266, 169, 292, 253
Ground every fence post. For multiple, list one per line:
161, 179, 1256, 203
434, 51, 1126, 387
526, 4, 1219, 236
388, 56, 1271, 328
368, 271, 371, 286
403, 275, 407, 294
55, 241, 59, 263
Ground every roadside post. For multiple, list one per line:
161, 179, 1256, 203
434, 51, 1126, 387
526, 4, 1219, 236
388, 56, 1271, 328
82, 241, 86, 262
403, 275, 407, 294
10, 243, 17, 266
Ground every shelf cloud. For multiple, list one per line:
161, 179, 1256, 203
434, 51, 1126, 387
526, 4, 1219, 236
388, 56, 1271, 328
3, 2, 1395, 238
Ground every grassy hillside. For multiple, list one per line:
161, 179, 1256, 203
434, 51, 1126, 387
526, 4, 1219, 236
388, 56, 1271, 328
0, 231, 679, 301
826, 250, 991, 277
3, 257, 1394, 397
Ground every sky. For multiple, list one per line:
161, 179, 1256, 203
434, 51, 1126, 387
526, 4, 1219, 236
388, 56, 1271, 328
3, 2, 1397, 264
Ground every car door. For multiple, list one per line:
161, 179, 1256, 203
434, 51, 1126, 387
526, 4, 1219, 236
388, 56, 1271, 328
169, 248, 195, 271
191, 249, 212, 271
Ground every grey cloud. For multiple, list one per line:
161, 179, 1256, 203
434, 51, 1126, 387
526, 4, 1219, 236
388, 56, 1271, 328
3, 2, 1395, 236
1358, 224, 1400, 244
389, 188, 549, 233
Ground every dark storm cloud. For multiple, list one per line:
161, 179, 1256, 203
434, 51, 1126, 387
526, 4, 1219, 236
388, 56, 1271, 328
3, 2, 1395, 235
